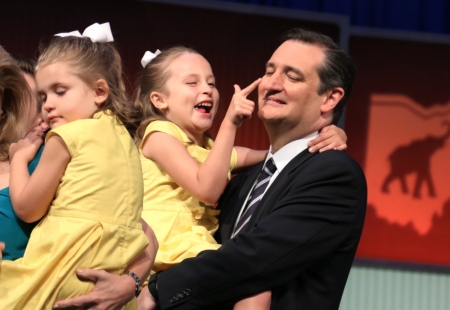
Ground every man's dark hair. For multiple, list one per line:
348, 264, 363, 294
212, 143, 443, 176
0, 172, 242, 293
11, 54, 41, 112
11, 54, 36, 76
281, 28, 355, 124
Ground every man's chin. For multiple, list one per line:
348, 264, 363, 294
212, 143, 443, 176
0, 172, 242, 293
258, 110, 282, 123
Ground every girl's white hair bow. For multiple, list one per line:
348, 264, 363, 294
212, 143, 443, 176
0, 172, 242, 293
141, 50, 161, 68
55, 22, 114, 43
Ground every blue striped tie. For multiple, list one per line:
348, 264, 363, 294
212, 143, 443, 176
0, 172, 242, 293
233, 158, 277, 236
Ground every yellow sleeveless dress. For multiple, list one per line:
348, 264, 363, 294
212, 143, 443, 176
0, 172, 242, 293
139, 121, 237, 271
0, 112, 148, 309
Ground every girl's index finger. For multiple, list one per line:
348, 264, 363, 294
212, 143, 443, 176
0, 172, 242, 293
240, 78, 261, 97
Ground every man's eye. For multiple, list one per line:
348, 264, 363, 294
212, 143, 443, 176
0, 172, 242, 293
265, 71, 274, 76
287, 75, 300, 82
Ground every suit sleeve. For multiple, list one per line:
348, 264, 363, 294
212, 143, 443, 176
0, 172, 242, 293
157, 151, 367, 309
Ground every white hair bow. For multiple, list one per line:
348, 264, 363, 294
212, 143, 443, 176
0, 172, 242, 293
55, 22, 114, 42
141, 50, 161, 68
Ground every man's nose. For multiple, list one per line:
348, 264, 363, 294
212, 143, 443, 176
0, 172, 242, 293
264, 72, 283, 91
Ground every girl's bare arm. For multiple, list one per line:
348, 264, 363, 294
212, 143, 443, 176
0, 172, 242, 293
10, 135, 70, 223
142, 79, 261, 205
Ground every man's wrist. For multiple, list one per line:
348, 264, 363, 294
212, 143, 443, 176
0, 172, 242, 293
121, 273, 138, 300
125, 270, 142, 297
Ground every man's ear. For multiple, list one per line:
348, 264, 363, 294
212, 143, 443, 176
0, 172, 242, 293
150, 91, 168, 111
320, 87, 344, 113
94, 79, 110, 106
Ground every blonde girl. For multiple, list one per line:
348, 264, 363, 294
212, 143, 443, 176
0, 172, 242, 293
135, 47, 347, 309
0, 23, 155, 309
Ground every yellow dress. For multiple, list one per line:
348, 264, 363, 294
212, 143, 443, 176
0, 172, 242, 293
0, 112, 148, 309
139, 121, 237, 271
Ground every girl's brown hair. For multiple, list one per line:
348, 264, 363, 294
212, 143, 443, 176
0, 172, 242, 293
134, 46, 199, 144
38, 36, 141, 137
0, 46, 32, 161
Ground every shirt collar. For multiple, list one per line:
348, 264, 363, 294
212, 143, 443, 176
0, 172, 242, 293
266, 131, 319, 173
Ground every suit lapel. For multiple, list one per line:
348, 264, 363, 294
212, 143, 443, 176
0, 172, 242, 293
220, 161, 264, 240
248, 149, 316, 227
238, 161, 264, 205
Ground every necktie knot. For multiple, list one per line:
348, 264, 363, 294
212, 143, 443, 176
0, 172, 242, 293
263, 158, 277, 175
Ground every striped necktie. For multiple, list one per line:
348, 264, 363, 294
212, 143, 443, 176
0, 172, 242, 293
232, 158, 277, 237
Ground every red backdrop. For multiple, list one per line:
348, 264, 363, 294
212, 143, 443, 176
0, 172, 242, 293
1, 0, 340, 150
6, 0, 448, 268
347, 36, 450, 266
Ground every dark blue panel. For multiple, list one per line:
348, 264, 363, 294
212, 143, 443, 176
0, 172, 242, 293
211, 0, 450, 34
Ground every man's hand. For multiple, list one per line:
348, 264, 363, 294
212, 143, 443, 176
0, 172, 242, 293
53, 269, 135, 310
137, 285, 158, 310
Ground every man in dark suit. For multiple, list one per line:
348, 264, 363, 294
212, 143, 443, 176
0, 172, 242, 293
54, 28, 366, 310
139, 28, 366, 310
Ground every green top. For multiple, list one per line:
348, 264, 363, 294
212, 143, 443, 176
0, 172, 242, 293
0, 145, 44, 260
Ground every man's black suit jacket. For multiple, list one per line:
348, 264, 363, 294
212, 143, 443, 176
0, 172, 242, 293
157, 149, 367, 309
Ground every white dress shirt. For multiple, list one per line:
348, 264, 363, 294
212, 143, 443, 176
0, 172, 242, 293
231, 131, 319, 236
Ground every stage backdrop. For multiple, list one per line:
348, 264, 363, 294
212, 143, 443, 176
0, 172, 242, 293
8, 0, 450, 270
0, 0, 342, 151
347, 32, 450, 267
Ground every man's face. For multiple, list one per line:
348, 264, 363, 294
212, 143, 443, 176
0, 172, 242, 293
258, 40, 329, 135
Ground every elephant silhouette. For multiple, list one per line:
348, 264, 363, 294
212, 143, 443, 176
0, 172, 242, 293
381, 121, 450, 199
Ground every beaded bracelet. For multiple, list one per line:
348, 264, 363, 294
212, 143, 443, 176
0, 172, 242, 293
125, 270, 141, 297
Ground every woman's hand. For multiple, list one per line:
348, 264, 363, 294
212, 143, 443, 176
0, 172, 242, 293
307, 124, 347, 153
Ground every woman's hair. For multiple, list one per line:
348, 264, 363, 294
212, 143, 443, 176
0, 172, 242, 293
38, 36, 141, 137
0, 46, 32, 161
134, 46, 199, 144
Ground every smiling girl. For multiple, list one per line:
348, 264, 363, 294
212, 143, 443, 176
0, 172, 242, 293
136, 47, 266, 272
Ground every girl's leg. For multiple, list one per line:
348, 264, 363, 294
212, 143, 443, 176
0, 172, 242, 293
233, 290, 271, 310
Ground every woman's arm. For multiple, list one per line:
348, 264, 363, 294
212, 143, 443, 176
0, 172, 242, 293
127, 220, 159, 284
10, 135, 70, 223
142, 79, 261, 205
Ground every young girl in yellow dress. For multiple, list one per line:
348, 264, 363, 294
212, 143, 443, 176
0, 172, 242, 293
135, 47, 347, 309
0, 23, 154, 309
